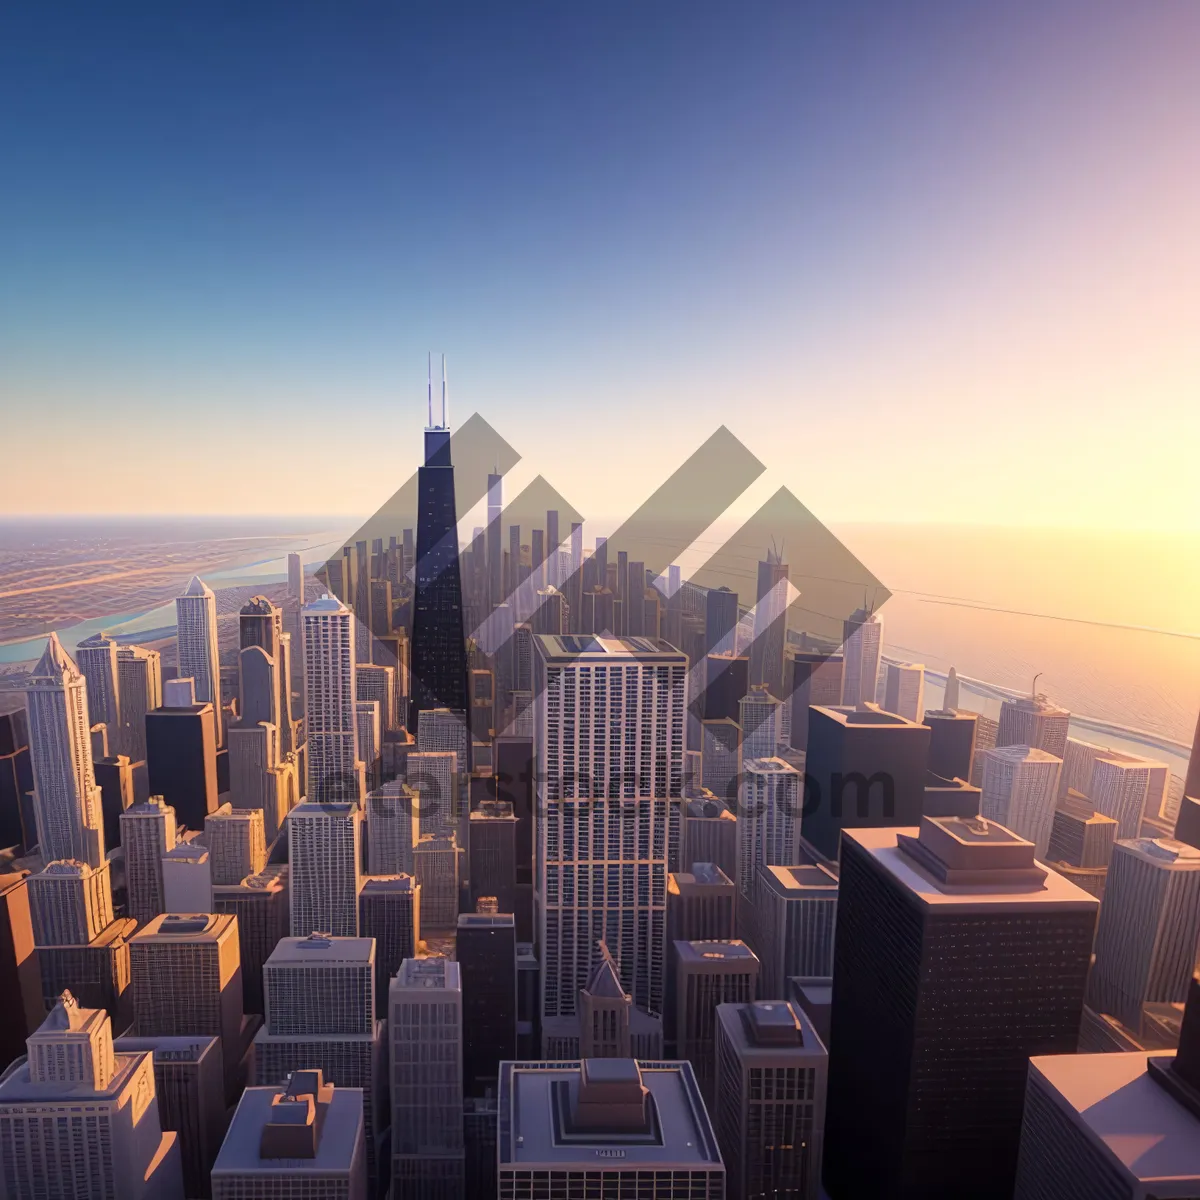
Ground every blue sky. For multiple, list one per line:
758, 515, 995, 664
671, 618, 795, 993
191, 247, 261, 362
2, 2, 1198, 526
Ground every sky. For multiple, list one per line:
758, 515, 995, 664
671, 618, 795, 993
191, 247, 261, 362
1, 2, 1198, 527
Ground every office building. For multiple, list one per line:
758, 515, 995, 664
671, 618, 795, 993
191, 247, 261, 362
535, 634, 687, 1026
358, 875, 419, 1018
212, 866, 289, 1017
390, 957, 464, 1199
756, 861, 838, 998
683, 795, 738, 879
417, 706, 470, 778
1045, 795, 1117, 896
737, 758, 802, 909
26, 857, 113, 947
457, 912, 517, 1094
468, 798, 518, 915
497, 1058, 724, 1200
802, 704, 931, 862
205, 804, 267, 886
176, 576, 223, 746
146, 699, 219, 831
162, 841, 213, 913
76, 630, 121, 732
672, 939, 759, 1099
700, 718, 741, 806
366, 779, 418, 876
704, 585, 740, 658
1087, 837, 1200, 1033
121, 796, 178, 926
1091, 754, 1169, 840
0, 992, 184, 1200
355, 698, 381, 791
35, 915, 135, 1024
884, 662, 925, 722
413, 833, 461, 931
996, 692, 1070, 758
25, 632, 105, 868
114, 1034, 225, 1199
288, 800, 362, 937
749, 550, 789, 702
922, 707, 978, 782
823, 817, 1099, 1200
0, 710, 35, 852
211, 1071, 366, 1200
1014, 973, 1200, 1199
1177, 793, 1200, 851
840, 607, 883, 707
129, 913, 244, 1091
407, 748, 458, 838
357, 662, 396, 732
923, 771, 982, 818
116, 643, 162, 763
714, 1000, 827, 1200
0, 871, 50, 1069
979, 745, 1063, 859
740, 688, 781, 761
303, 594, 362, 804
668, 864, 736, 944
94, 752, 137, 858
785, 650, 843, 753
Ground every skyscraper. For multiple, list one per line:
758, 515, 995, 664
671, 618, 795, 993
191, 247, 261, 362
700, 719, 741, 806
456, 911, 517, 1095
302, 594, 361, 804
535, 634, 686, 1026
204, 803, 267, 885
26, 858, 114, 947
389, 956, 464, 1200
840, 606, 883, 707
487, 469, 504, 608
883, 662, 925, 722
737, 758, 802, 910
76, 630, 121, 733
739, 687, 781, 761
411, 360, 471, 727
922, 706, 977, 782
146, 697, 219, 830
823, 817, 1098, 1200
358, 875, 418, 1018
176, 576, 224, 746
288, 800, 362, 937
785, 649, 843, 753
1090, 754, 1166, 839
668, 864, 736, 944
755, 861, 839, 997
468, 798, 518, 915
116, 643, 162, 763
750, 548, 789, 700
996, 692, 1070, 758
0, 871, 43, 1070
24, 633, 105, 868
714, 1000, 827, 1200
366, 779, 419, 876
979, 745, 1063, 859
0, 992, 184, 1200
120, 796, 177, 926
211, 863, 289, 1017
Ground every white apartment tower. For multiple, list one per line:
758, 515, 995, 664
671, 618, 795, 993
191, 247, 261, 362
979, 746, 1063, 860
535, 634, 687, 1025
288, 800, 362, 937
176, 576, 223, 745
25, 633, 105, 868
302, 595, 361, 804
884, 662, 926, 722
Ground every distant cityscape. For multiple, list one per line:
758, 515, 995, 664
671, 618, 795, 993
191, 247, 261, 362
0, 390, 1196, 1199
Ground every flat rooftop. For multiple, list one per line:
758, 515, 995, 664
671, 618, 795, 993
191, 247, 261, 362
1030, 1052, 1200, 1187
131, 912, 235, 941
813, 704, 925, 729
674, 939, 757, 964
761, 863, 839, 895
844, 826, 1100, 912
716, 1000, 827, 1059
211, 1084, 363, 1175
535, 634, 685, 663
266, 934, 375, 965
499, 1060, 721, 1168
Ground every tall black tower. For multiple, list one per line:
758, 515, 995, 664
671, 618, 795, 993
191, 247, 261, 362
411, 356, 471, 724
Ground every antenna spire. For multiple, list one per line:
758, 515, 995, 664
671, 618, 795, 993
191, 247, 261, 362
427, 352, 432, 428
441, 354, 447, 428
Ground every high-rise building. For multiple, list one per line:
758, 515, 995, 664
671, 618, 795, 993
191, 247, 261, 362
76, 631, 121, 733
823, 817, 1098, 1200
704, 586, 740, 659
883, 662, 925, 722
129, 913, 244, 1093
922, 707, 977, 782
358, 874, 418, 1018
457, 912, 517, 1095
288, 800, 362, 937
0, 992, 184, 1199
0, 711, 35, 853
34, 915, 135, 1025
176, 576, 224, 746
390, 956, 464, 1199
303, 595, 362, 804
1044, 795, 1118, 899
704, 652, 749, 723
535, 634, 686, 1026
94, 751, 137, 858
683, 794, 738, 880
497, 1058, 724, 1200
1177, 793, 1200, 851
114, 1033, 225, 1200
366, 779, 418, 876
1015, 971, 1200, 1200
840, 607, 883, 708
802, 704, 931, 862
672, 939, 760, 1100
785, 649, 843, 753
1087, 837, 1200, 1033
740, 687, 782, 761
205, 803, 267, 885
121, 796, 178, 926
979, 745, 1063, 859
996, 692, 1070, 758
357, 662, 397, 732
27, 858, 113, 947
146, 699, 219, 831
750, 550, 789, 700
413, 833, 461, 931
755, 861, 838, 998
736, 758, 802, 917
468, 798, 518, 915
24, 633, 105, 868
700, 718, 741, 805
212, 865, 289, 1017
668, 864, 736, 944
162, 841, 213, 914
407, 748, 459, 838
411, 374, 471, 727
355, 699, 381, 791
211, 1070, 366, 1200
1090, 754, 1166, 840
0, 871, 49, 1068
714, 1000, 827, 1200
116, 643, 162, 763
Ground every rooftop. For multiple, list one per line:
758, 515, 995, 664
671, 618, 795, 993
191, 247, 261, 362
982, 744, 1063, 765
674, 939, 758, 965
393, 956, 461, 991
669, 863, 734, 891
301, 594, 349, 615
813, 703, 925, 729
717, 1000, 827, 1057
1029, 1052, 1200, 1186
760, 862, 839, 895
535, 634, 686, 663
131, 912, 234, 941
743, 756, 798, 775
266, 934, 374, 965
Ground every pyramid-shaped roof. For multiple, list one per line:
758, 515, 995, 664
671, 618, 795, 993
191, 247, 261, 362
182, 574, 212, 598
584, 948, 627, 1000
31, 632, 79, 681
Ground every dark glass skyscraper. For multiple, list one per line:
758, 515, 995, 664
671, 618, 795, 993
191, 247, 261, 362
411, 384, 471, 727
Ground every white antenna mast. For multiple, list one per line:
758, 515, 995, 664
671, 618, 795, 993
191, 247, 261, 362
427, 352, 432, 428
441, 354, 447, 428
